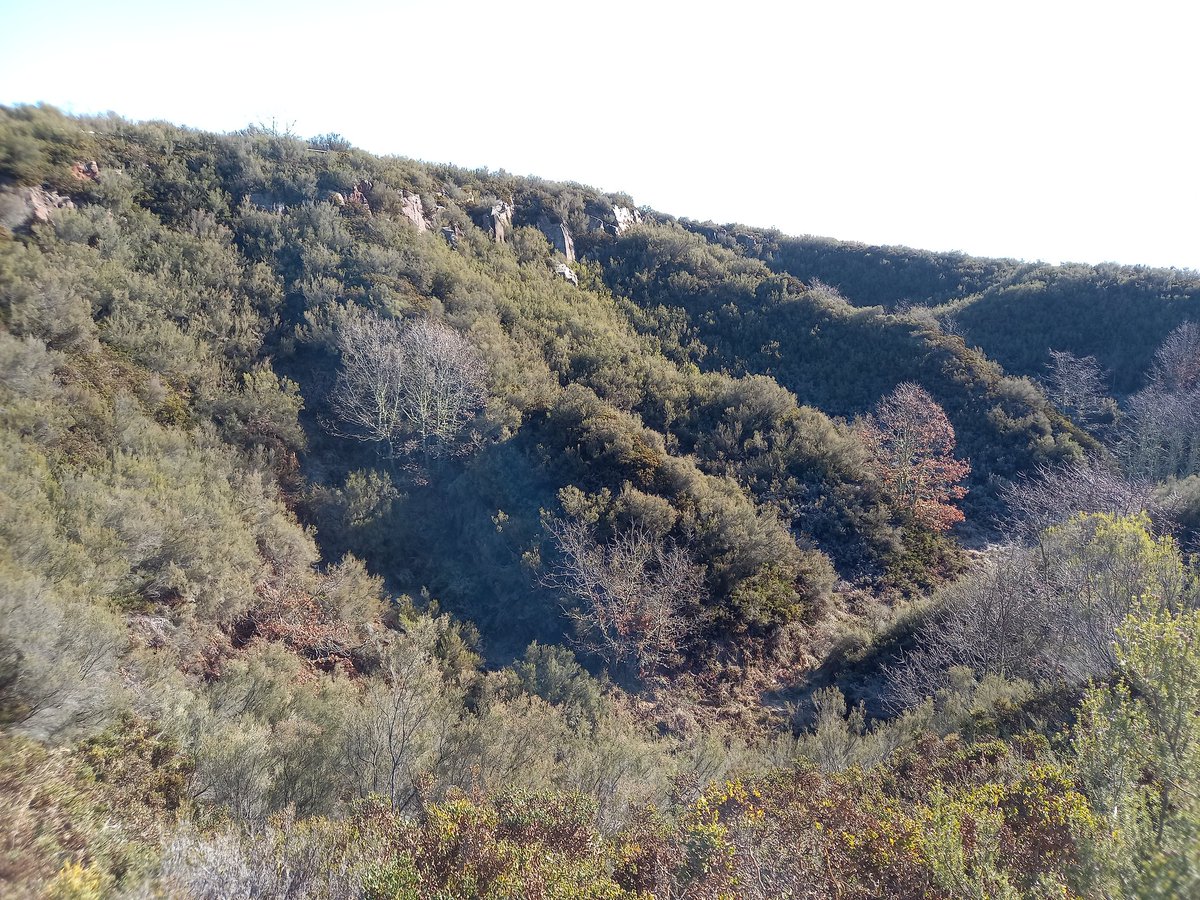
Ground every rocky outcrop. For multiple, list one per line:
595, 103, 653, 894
348, 181, 372, 211
490, 202, 514, 243
611, 205, 641, 235
441, 225, 461, 249
71, 160, 101, 182
0, 185, 75, 232
400, 191, 429, 232
539, 217, 575, 262
554, 262, 578, 285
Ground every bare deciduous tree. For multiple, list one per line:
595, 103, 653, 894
330, 311, 487, 460
544, 517, 703, 676
1002, 457, 1159, 542
343, 634, 463, 814
1122, 387, 1200, 479
1120, 323, 1200, 480
808, 278, 848, 305
888, 513, 1191, 709
887, 549, 1050, 709
1148, 321, 1200, 393
329, 312, 405, 454
1044, 349, 1114, 426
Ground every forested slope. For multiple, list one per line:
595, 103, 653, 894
3, 105, 1200, 898
680, 220, 1200, 396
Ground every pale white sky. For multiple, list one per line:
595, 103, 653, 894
3, 0, 1197, 269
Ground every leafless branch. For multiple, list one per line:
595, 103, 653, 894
543, 517, 703, 676
329, 311, 487, 461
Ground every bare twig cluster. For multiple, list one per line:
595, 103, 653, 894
1044, 349, 1115, 426
888, 514, 1191, 708
330, 311, 487, 461
1001, 457, 1160, 541
544, 517, 703, 676
1120, 322, 1200, 479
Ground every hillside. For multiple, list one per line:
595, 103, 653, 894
682, 220, 1200, 396
3, 104, 1200, 898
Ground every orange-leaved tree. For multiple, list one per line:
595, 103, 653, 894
859, 383, 971, 531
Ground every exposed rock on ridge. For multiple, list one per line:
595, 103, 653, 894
538, 217, 575, 262
71, 160, 101, 182
0, 185, 75, 232
490, 202, 514, 243
611, 205, 641, 235
400, 191, 431, 232
555, 261, 578, 285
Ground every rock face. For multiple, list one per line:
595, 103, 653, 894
441, 225, 461, 249
400, 191, 429, 232
71, 160, 101, 182
554, 262, 579, 285
490, 202, 514, 243
348, 181, 372, 211
611, 205, 641, 235
539, 217, 575, 262
0, 185, 75, 232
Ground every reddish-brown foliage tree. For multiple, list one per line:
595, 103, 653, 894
859, 383, 971, 531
